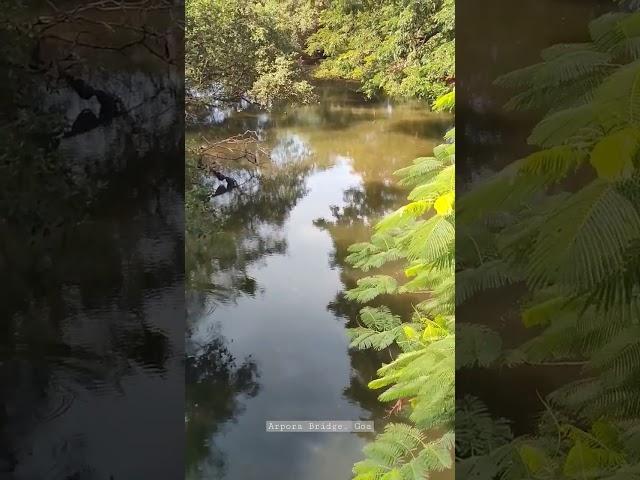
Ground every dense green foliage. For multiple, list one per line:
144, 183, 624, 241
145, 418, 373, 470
186, 0, 455, 108
457, 9, 640, 479
185, 0, 316, 108
307, 0, 454, 100
345, 91, 455, 479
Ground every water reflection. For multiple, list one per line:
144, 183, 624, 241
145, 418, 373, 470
1, 2, 184, 474
186, 324, 259, 479
315, 175, 428, 431
186, 163, 311, 310
186, 82, 447, 479
2, 169, 184, 479
270, 133, 313, 165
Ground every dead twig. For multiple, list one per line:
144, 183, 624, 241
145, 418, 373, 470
197, 130, 270, 167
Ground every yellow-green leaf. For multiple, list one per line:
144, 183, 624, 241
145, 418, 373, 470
434, 192, 454, 215
422, 324, 441, 341
404, 263, 424, 278
563, 440, 624, 478
522, 297, 565, 328
433, 90, 455, 112
381, 470, 402, 480
591, 420, 620, 449
518, 444, 551, 474
354, 473, 376, 480
405, 200, 429, 216
403, 325, 418, 339
590, 128, 639, 180
368, 375, 398, 390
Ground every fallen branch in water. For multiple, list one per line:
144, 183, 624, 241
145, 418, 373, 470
198, 130, 269, 165
191, 130, 269, 198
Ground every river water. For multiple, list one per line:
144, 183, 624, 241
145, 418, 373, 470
1, 10, 185, 475
2, 161, 185, 479
185, 83, 451, 480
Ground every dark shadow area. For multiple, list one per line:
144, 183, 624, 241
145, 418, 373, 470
1, 2, 185, 479
389, 118, 453, 141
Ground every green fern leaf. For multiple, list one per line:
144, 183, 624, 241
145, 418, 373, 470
346, 275, 398, 302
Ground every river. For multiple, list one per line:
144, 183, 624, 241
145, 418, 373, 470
1, 9, 185, 476
185, 82, 451, 480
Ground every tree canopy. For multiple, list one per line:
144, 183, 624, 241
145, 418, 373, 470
307, 0, 454, 100
185, 0, 317, 108
185, 0, 455, 109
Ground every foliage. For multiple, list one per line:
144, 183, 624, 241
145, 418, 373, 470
185, 0, 317, 108
185, 0, 455, 104
457, 7, 640, 480
185, 3, 456, 477
307, 0, 454, 100
345, 92, 455, 479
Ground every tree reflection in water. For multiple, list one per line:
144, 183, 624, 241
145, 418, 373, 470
313, 175, 416, 437
186, 328, 259, 478
1, 171, 184, 479
186, 138, 312, 475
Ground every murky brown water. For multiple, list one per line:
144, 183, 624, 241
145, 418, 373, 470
185, 82, 451, 480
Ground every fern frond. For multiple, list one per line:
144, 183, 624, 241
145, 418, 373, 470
393, 157, 444, 188
456, 396, 512, 457
346, 275, 398, 302
354, 425, 453, 480
456, 259, 517, 305
527, 180, 640, 293
528, 103, 598, 148
593, 59, 640, 124
398, 215, 454, 264
348, 326, 404, 351
521, 145, 587, 183
455, 323, 502, 368
590, 325, 640, 386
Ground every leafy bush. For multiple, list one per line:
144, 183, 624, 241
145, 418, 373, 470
307, 0, 454, 100
457, 8, 640, 480
346, 92, 455, 479
186, 0, 316, 108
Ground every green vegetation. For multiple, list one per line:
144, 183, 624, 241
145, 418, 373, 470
0, 13, 75, 238
307, 0, 454, 100
185, 0, 454, 109
457, 8, 640, 479
185, 0, 317, 108
344, 91, 455, 479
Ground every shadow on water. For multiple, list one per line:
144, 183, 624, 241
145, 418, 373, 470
186, 82, 450, 479
1, 165, 185, 480
1, 3, 184, 479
